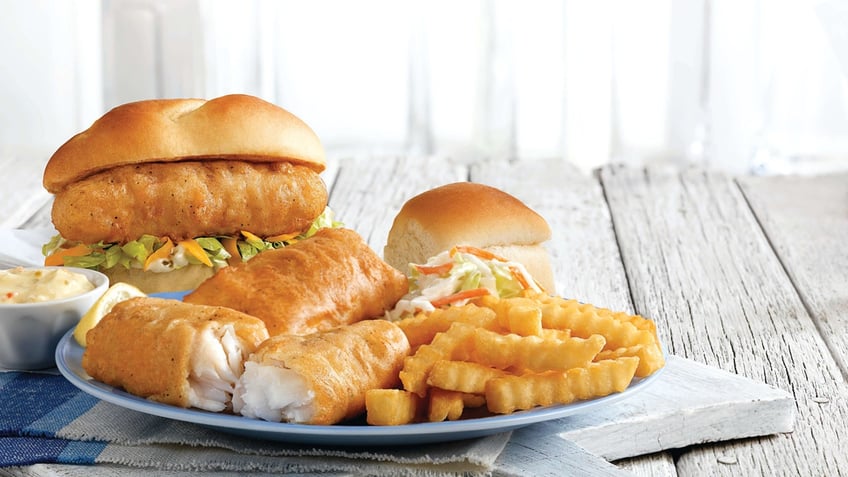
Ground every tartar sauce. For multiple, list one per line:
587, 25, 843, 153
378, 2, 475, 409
0, 267, 95, 304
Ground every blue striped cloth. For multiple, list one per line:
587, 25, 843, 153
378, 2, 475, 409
0, 371, 509, 474
0, 372, 106, 466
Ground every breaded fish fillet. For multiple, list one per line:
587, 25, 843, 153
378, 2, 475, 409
51, 160, 328, 244
82, 297, 270, 412
234, 319, 410, 425
184, 228, 409, 336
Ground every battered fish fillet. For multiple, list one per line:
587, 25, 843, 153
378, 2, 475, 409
184, 228, 409, 336
82, 297, 270, 412
234, 319, 410, 425
51, 160, 328, 244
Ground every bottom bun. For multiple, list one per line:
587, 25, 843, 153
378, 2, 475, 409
102, 265, 216, 294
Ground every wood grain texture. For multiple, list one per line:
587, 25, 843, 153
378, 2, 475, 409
738, 173, 848, 379
470, 159, 633, 311
599, 164, 848, 476
327, 155, 466, 252
471, 159, 673, 476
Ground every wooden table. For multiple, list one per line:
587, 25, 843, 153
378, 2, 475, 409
2, 155, 846, 476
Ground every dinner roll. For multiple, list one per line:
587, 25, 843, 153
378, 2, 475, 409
384, 182, 556, 293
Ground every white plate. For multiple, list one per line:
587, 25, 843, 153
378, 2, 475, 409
56, 329, 664, 446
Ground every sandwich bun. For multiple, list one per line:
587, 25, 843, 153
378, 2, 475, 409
384, 182, 556, 293
101, 264, 216, 295
43, 94, 325, 192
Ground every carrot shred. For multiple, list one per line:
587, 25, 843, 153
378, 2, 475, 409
450, 245, 508, 262
222, 237, 241, 263
44, 244, 92, 266
178, 239, 213, 267
143, 238, 174, 270
414, 262, 454, 275
509, 265, 531, 290
265, 231, 300, 243
430, 288, 490, 308
240, 230, 263, 243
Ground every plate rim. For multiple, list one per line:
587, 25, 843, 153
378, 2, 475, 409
55, 328, 665, 445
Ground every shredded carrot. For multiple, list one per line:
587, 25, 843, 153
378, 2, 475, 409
240, 230, 263, 243
265, 231, 301, 243
44, 244, 91, 266
450, 245, 508, 262
222, 237, 241, 263
430, 288, 490, 308
143, 238, 174, 270
414, 262, 454, 275
509, 265, 531, 290
178, 239, 213, 267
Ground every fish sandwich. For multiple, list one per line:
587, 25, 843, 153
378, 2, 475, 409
41, 94, 335, 293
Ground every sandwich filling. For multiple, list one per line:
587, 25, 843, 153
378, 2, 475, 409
42, 207, 341, 273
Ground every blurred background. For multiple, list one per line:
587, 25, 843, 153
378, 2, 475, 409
2, 0, 848, 175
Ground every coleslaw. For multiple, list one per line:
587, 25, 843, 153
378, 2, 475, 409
384, 245, 542, 321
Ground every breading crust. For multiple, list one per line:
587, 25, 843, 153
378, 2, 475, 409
51, 160, 327, 244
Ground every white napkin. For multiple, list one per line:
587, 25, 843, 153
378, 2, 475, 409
0, 227, 56, 269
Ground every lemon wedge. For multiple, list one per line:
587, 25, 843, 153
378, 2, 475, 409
74, 282, 146, 347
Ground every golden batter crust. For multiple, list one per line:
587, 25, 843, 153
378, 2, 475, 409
51, 160, 327, 244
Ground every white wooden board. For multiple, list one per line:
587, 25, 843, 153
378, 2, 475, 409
490, 356, 793, 476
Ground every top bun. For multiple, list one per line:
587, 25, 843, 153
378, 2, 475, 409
43, 94, 325, 192
384, 182, 556, 292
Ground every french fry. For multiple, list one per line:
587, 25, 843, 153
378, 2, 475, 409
505, 302, 543, 337
594, 343, 665, 377
397, 304, 499, 349
479, 296, 543, 336
461, 393, 487, 408
539, 328, 572, 341
399, 322, 477, 397
538, 297, 656, 350
538, 297, 665, 375
568, 357, 639, 400
593, 305, 659, 341
376, 288, 664, 423
428, 388, 467, 422
471, 328, 606, 372
485, 357, 639, 414
427, 359, 507, 394
365, 389, 423, 426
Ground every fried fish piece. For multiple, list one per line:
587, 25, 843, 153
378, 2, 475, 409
184, 227, 409, 336
82, 297, 270, 412
234, 319, 410, 425
51, 160, 328, 244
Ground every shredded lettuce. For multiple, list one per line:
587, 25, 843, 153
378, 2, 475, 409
43, 207, 343, 272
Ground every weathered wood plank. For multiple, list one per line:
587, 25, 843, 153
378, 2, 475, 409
599, 164, 848, 476
469, 159, 633, 312
327, 155, 466, 252
738, 173, 848, 379
470, 159, 674, 476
